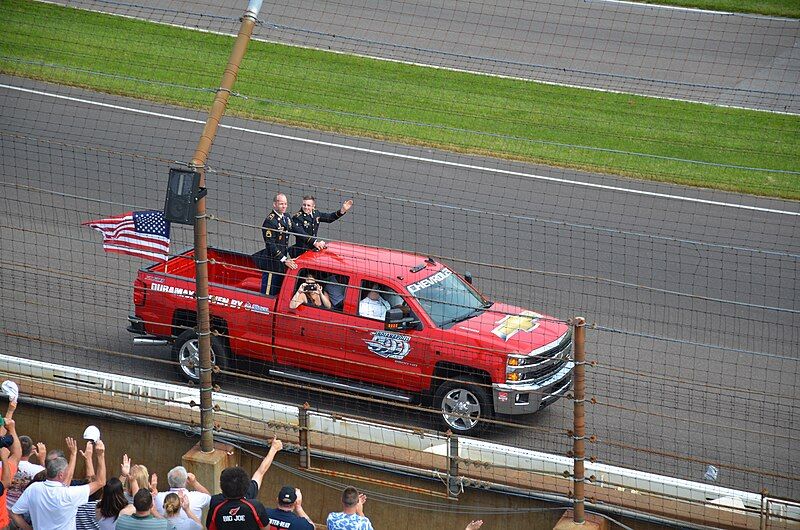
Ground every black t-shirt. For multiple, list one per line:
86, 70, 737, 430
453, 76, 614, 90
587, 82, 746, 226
207, 480, 270, 530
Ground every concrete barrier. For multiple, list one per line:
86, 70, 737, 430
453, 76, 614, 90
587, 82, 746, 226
0, 353, 796, 529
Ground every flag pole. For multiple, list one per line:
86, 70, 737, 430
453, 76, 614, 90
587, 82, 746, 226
190, 0, 263, 453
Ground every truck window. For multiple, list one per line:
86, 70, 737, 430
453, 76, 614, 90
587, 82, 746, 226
292, 269, 348, 311
406, 268, 485, 328
357, 281, 398, 321
320, 273, 349, 311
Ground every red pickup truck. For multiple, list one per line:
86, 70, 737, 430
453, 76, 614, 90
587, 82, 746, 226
128, 242, 573, 434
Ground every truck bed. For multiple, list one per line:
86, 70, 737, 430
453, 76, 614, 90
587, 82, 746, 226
146, 248, 263, 292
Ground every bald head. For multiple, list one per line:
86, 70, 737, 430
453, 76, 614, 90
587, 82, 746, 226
273, 193, 288, 215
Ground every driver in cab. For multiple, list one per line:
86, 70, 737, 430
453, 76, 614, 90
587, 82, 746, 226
289, 275, 332, 309
359, 283, 391, 321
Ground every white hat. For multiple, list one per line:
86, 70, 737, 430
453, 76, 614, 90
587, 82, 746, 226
83, 425, 101, 443
1, 381, 18, 403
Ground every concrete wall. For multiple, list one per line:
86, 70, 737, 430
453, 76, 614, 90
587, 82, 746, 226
10, 403, 663, 529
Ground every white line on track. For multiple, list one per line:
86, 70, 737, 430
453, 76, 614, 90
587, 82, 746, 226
589, 0, 798, 21
3, 83, 798, 217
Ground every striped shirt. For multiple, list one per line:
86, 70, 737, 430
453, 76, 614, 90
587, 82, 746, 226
76, 500, 99, 530
115, 514, 169, 529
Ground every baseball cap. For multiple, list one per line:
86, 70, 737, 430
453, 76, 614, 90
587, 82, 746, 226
278, 486, 297, 504
83, 425, 101, 443
1, 381, 18, 403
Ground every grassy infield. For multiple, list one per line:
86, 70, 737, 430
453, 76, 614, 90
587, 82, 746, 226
637, 0, 800, 17
1, 0, 798, 199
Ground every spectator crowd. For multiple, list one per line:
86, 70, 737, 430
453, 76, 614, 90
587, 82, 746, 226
0, 384, 484, 530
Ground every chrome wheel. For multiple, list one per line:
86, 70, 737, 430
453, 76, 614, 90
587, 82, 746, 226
441, 387, 482, 431
177, 337, 216, 382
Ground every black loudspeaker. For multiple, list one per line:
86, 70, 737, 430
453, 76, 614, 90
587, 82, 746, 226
164, 168, 202, 225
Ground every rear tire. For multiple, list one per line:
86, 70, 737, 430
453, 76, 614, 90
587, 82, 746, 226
172, 329, 228, 384
434, 376, 492, 435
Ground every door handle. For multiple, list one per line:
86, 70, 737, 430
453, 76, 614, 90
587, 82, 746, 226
300, 327, 305, 337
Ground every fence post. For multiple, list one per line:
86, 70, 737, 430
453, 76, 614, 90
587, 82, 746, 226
298, 402, 311, 469
446, 430, 460, 498
572, 316, 587, 524
190, 0, 264, 453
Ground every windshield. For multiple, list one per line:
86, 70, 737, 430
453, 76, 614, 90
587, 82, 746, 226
406, 268, 485, 328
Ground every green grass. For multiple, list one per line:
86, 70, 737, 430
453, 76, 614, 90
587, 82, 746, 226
1, 0, 799, 199
629, 0, 800, 18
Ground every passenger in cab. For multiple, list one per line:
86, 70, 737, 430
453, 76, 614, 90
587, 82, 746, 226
358, 284, 391, 321
289, 275, 332, 310
322, 274, 347, 311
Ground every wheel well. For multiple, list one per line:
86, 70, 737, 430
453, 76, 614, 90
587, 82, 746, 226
172, 310, 196, 337
431, 362, 491, 393
171, 311, 230, 347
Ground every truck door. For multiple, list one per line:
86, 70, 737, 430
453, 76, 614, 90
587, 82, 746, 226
342, 280, 427, 392
273, 269, 350, 375
221, 287, 275, 362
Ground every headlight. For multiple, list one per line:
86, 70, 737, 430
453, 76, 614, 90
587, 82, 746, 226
507, 354, 527, 367
506, 355, 524, 382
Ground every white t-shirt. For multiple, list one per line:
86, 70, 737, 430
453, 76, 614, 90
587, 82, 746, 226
11, 480, 91, 530
359, 296, 390, 321
17, 460, 45, 477
154, 489, 210, 530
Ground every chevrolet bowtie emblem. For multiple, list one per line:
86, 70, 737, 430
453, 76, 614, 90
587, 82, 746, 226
491, 310, 542, 341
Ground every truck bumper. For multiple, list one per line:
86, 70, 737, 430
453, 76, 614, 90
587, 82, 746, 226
127, 315, 146, 335
492, 361, 574, 415
128, 315, 170, 346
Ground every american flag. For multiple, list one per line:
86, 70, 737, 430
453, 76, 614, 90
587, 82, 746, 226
83, 210, 171, 262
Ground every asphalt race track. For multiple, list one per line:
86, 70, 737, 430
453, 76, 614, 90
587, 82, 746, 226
1, 75, 798, 498
44, 0, 800, 113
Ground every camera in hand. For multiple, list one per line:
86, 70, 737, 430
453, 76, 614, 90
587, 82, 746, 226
304, 283, 318, 292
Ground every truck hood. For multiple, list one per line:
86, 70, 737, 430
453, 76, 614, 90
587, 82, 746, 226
447, 302, 570, 354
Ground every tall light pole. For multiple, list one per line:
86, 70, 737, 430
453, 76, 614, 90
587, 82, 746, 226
191, 0, 263, 452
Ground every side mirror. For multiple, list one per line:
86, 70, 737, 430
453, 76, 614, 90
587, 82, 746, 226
464, 271, 473, 285
385, 308, 422, 331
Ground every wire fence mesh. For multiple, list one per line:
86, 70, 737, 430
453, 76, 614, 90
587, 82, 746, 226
32, 0, 800, 113
1, 0, 799, 526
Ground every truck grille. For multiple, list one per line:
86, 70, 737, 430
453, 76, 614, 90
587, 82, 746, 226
517, 330, 572, 382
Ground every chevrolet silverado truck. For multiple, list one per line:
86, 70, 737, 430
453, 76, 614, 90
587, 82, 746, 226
128, 242, 573, 434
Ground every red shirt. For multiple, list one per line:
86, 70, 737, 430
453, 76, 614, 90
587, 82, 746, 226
0, 460, 19, 527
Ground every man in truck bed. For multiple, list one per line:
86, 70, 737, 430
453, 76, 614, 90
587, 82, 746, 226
259, 193, 297, 295
290, 196, 353, 254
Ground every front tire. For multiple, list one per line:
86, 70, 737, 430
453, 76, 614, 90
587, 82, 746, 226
434, 376, 492, 435
172, 329, 228, 383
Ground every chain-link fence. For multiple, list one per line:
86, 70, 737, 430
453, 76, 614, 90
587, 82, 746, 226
1, 0, 798, 527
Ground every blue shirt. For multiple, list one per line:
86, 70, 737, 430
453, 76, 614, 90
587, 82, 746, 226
326, 512, 374, 530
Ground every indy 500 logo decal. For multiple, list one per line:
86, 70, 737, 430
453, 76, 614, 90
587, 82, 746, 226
364, 331, 411, 360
